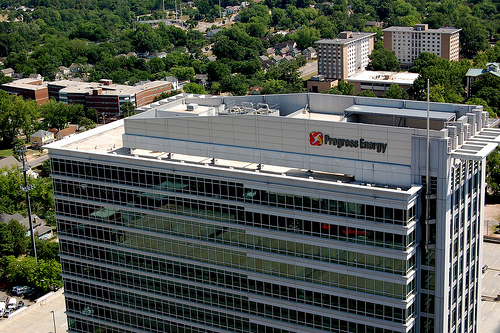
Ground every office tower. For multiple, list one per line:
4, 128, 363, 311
383, 24, 461, 69
47, 93, 499, 333
316, 31, 375, 80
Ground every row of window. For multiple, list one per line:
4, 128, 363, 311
66, 278, 406, 333
57, 216, 414, 276
51, 159, 415, 225
66, 315, 217, 333
67, 314, 300, 333
66, 292, 400, 333
56, 197, 415, 250
66, 297, 249, 333
60, 239, 415, 301
62, 258, 413, 323
61, 227, 412, 299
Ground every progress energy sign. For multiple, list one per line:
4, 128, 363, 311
309, 131, 387, 153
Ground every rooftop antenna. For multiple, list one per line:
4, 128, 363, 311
15, 145, 37, 262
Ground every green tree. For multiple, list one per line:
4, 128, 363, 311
221, 73, 249, 96
0, 223, 14, 256
8, 219, 29, 256
292, 26, 321, 50
183, 83, 207, 94
35, 239, 59, 262
210, 82, 221, 95
367, 48, 401, 72
207, 61, 231, 82
168, 66, 196, 81
487, 148, 500, 197
466, 97, 496, 118
470, 73, 500, 115
383, 84, 405, 99
326, 80, 354, 95
41, 99, 70, 130
41, 159, 51, 177
77, 117, 96, 131
0, 91, 24, 146
456, 16, 489, 58
357, 90, 376, 97
121, 101, 136, 118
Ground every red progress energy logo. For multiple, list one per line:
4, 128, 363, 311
309, 132, 323, 146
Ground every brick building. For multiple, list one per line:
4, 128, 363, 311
47, 79, 172, 117
1, 78, 49, 104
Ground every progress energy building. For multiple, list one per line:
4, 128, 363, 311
46, 93, 500, 333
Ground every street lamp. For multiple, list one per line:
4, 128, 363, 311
51, 310, 57, 333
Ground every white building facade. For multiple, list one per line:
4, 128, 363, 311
47, 93, 499, 333
316, 32, 375, 80
383, 24, 461, 68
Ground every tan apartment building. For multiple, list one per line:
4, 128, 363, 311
315, 31, 375, 80
383, 24, 461, 69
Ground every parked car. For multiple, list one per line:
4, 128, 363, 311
17, 300, 24, 309
12, 286, 30, 295
3, 309, 11, 318
0, 301, 5, 317
6, 298, 16, 309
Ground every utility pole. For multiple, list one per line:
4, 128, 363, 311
16, 145, 37, 262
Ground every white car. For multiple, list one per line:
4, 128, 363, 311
6, 298, 16, 310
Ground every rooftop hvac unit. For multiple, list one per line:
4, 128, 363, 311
186, 103, 198, 111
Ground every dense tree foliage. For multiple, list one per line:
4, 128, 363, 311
367, 48, 400, 72
0, 166, 54, 219
0, 255, 62, 293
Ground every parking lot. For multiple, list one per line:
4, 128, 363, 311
0, 288, 65, 333
0, 287, 37, 320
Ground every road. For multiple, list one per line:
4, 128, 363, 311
299, 60, 318, 78
28, 154, 49, 168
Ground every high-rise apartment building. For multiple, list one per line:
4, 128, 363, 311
316, 31, 375, 80
383, 24, 461, 68
47, 93, 499, 333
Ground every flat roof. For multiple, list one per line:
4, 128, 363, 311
345, 71, 419, 85
49, 80, 169, 96
345, 105, 456, 121
316, 32, 375, 45
2, 78, 47, 90
289, 112, 344, 122
383, 26, 461, 34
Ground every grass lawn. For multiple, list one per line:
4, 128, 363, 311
0, 149, 13, 158
301, 71, 318, 81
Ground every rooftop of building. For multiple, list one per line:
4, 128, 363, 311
383, 24, 461, 34
48, 79, 170, 96
466, 63, 500, 78
345, 71, 419, 85
315, 31, 375, 45
1, 78, 46, 90
45, 93, 500, 190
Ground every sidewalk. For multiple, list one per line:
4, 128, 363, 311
0, 289, 67, 333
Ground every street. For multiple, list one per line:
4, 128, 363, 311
299, 60, 318, 78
